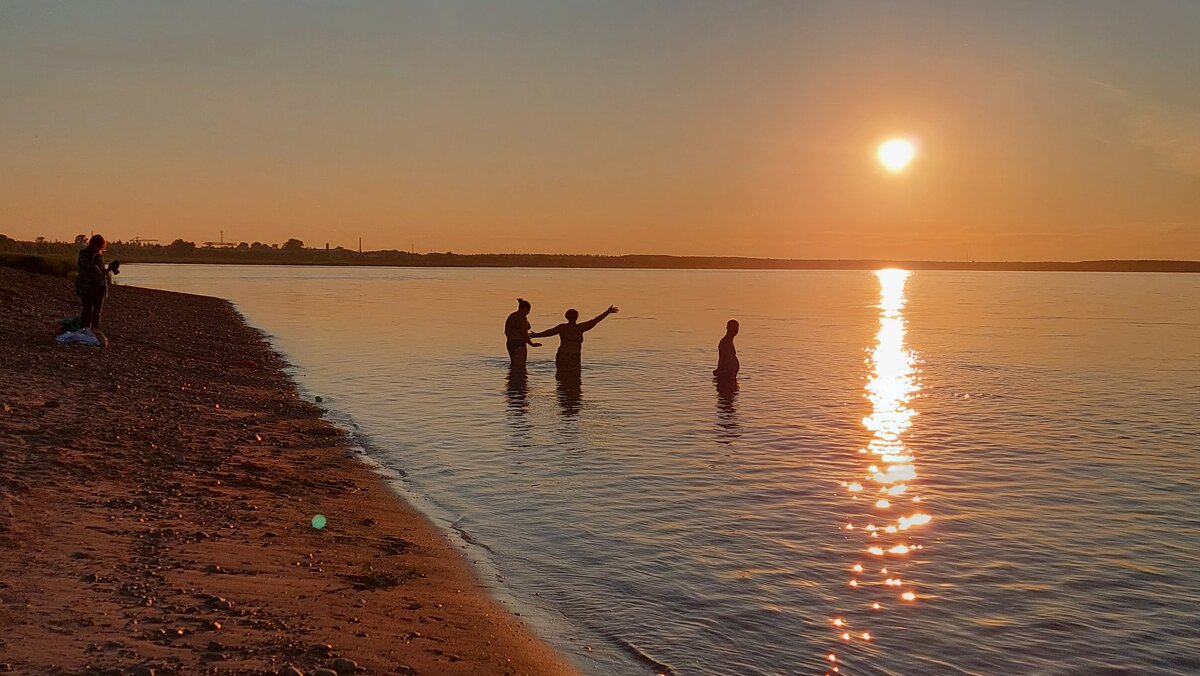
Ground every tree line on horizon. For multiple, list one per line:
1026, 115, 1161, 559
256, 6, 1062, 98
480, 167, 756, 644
1, 233, 1196, 273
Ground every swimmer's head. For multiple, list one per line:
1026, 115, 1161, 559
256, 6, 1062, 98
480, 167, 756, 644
727, 319, 739, 335
517, 298, 531, 312
565, 308, 579, 322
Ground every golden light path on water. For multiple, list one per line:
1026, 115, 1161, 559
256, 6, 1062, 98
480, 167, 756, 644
827, 269, 929, 674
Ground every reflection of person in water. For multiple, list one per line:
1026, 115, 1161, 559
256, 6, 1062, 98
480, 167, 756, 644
505, 365, 530, 414
556, 371, 584, 417
503, 364, 535, 439
531, 305, 618, 375
713, 319, 740, 379
504, 298, 541, 368
714, 376, 740, 444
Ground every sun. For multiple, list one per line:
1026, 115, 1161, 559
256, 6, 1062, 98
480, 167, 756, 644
877, 138, 916, 173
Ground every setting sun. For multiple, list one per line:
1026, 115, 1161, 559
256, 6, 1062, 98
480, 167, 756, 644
0, 4, 1196, 676
878, 138, 916, 172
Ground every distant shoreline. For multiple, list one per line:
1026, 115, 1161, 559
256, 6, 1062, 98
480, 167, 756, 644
4, 233, 1197, 273
121, 256, 1199, 273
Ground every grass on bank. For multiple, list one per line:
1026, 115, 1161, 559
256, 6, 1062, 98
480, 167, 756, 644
0, 253, 74, 278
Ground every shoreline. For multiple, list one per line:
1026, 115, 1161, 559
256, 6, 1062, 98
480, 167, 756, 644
0, 267, 577, 675
122, 259, 1200, 273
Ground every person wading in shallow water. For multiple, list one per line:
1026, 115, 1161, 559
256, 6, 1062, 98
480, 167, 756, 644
75, 234, 116, 334
531, 305, 618, 376
504, 298, 541, 368
713, 319, 740, 380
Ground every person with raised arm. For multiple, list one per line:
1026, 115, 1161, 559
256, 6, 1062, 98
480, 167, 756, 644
531, 305, 618, 376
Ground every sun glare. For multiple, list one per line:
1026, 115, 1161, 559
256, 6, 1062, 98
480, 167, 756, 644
877, 138, 916, 172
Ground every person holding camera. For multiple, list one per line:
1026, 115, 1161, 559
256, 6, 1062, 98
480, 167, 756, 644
75, 234, 119, 331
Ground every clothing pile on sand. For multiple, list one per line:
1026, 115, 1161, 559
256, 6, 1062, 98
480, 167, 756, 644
54, 327, 107, 347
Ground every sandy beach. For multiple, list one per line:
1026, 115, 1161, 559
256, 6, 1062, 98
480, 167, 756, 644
0, 266, 576, 675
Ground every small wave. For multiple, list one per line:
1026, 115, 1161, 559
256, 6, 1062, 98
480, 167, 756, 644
614, 637, 676, 675
450, 517, 496, 554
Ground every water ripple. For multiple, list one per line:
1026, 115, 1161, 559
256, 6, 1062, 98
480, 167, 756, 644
123, 265, 1200, 675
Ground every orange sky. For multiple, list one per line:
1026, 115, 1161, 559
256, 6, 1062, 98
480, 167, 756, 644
1, 2, 1198, 260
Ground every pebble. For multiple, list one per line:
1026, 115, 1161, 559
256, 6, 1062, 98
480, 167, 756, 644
393, 666, 416, 675
332, 657, 358, 673
311, 670, 338, 676
130, 666, 155, 676
278, 668, 303, 676
206, 596, 234, 611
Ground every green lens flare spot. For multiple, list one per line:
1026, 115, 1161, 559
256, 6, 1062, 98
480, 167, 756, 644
311, 514, 327, 530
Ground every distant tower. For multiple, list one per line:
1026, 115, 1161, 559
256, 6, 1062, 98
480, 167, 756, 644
358, 237, 362, 254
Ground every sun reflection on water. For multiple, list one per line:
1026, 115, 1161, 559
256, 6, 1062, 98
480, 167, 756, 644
828, 269, 929, 673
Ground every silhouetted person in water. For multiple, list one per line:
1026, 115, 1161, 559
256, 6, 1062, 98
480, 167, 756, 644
713, 319, 740, 379
504, 298, 541, 368
531, 305, 618, 375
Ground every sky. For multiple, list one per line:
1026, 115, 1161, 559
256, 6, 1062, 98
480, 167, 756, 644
1, 0, 1198, 260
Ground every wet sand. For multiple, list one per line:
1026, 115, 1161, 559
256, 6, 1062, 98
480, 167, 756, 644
0, 267, 576, 675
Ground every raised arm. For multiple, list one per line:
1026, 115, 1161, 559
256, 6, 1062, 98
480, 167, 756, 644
530, 324, 564, 339
579, 305, 618, 332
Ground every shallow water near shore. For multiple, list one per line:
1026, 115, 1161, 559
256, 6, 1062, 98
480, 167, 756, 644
123, 265, 1200, 675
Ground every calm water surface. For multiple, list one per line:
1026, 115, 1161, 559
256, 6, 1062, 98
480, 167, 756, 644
123, 265, 1200, 675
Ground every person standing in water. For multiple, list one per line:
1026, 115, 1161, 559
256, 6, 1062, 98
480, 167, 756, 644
504, 298, 541, 368
531, 305, 618, 375
713, 319, 740, 379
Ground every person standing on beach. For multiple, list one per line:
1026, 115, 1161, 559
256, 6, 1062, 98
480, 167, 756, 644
75, 234, 110, 332
713, 319, 740, 380
531, 305, 618, 376
504, 298, 541, 368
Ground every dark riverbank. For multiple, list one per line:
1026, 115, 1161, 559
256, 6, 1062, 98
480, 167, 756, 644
0, 266, 576, 675
3, 234, 1197, 273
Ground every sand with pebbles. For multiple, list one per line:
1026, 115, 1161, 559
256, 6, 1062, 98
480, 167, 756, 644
0, 266, 575, 676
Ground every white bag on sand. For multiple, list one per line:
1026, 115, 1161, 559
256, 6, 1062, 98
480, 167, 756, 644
55, 329, 105, 347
